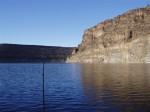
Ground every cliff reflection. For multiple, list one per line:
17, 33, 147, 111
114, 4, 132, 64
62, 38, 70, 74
79, 64, 150, 111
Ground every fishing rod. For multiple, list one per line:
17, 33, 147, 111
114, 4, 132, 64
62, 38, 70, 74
42, 62, 45, 112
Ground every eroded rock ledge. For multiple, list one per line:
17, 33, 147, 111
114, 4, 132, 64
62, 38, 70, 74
67, 6, 150, 63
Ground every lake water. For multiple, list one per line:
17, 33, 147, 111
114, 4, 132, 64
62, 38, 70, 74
0, 63, 149, 112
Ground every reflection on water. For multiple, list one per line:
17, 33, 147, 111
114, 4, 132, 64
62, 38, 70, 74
80, 64, 150, 112
0, 63, 150, 112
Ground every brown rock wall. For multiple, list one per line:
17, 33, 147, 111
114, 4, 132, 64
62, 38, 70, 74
67, 6, 150, 63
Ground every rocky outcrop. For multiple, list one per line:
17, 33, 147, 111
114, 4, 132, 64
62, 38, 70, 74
67, 6, 150, 63
0, 44, 74, 62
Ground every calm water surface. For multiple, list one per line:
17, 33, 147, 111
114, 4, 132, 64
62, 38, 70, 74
0, 63, 149, 112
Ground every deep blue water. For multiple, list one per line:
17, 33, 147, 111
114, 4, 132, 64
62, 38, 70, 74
0, 63, 150, 112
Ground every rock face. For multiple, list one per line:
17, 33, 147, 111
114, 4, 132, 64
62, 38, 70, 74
0, 44, 74, 62
67, 6, 150, 63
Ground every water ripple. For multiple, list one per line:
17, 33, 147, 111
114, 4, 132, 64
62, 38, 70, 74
0, 63, 149, 112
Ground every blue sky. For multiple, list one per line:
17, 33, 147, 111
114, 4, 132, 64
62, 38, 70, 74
0, 0, 149, 47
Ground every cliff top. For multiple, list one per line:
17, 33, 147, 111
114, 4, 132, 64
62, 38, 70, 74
84, 6, 150, 34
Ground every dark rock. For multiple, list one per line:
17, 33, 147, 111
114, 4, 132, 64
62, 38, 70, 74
0, 44, 75, 62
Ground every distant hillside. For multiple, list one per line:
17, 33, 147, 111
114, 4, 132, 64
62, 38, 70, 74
0, 44, 75, 62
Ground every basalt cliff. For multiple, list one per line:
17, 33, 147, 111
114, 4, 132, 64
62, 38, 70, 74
67, 6, 150, 63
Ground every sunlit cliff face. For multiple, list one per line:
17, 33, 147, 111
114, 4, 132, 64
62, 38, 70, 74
67, 6, 150, 63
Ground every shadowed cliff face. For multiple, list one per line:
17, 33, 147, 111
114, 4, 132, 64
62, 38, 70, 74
0, 44, 75, 62
67, 6, 150, 63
